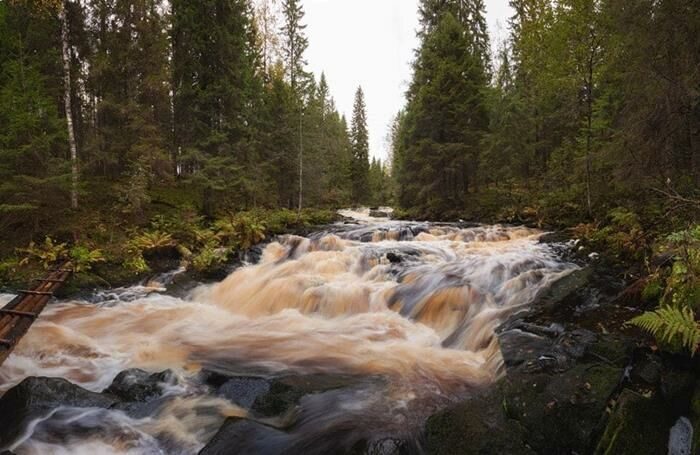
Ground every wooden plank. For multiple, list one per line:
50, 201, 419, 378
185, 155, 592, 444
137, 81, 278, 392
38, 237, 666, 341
0, 262, 72, 365
0, 309, 37, 318
18, 290, 54, 296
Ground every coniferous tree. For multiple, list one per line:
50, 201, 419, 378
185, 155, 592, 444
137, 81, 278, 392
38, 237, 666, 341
350, 86, 370, 204
280, 0, 309, 211
0, 1, 68, 230
396, 9, 489, 215
280, 0, 308, 93
172, 0, 260, 214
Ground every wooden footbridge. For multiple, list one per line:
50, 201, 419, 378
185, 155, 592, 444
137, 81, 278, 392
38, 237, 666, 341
0, 263, 72, 366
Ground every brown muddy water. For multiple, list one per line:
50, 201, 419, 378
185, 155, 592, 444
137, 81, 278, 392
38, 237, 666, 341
0, 209, 576, 454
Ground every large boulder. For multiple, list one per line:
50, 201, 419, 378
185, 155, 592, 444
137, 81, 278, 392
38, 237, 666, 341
425, 358, 622, 454
0, 377, 118, 450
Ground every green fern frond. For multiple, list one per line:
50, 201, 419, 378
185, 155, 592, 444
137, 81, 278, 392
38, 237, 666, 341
628, 306, 700, 355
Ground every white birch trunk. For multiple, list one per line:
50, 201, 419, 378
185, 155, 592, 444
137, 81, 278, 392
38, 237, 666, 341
60, 2, 79, 210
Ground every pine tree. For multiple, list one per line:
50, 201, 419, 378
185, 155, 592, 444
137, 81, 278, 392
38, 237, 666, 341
350, 86, 370, 204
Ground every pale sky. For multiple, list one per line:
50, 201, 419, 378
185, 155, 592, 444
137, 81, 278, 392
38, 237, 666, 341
303, 0, 512, 161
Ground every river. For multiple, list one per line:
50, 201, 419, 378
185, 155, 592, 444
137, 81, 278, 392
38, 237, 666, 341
0, 209, 576, 454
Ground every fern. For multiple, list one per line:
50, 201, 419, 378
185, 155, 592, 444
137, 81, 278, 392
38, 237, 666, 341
628, 306, 700, 355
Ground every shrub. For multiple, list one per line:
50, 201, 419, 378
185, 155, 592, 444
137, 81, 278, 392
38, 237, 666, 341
69, 245, 105, 273
628, 225, 700, 355
192, 245, 229, 272
130, 231, 175, 252
18, 236, 69, 269
588, 207, 647, 261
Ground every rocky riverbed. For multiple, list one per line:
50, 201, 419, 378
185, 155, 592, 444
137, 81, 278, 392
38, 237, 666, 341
0, 212, 697, 454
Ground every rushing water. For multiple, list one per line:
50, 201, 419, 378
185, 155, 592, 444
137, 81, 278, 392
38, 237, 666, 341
0, 210, 576, 454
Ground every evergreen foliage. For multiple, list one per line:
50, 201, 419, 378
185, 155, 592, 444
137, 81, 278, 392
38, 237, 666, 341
0, 0, 371, 247
394, 9, 489, 216
350, 86, 370, 204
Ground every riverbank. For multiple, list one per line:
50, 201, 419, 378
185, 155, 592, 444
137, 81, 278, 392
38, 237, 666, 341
425, 233, 700, 454
0, 206, 340, 296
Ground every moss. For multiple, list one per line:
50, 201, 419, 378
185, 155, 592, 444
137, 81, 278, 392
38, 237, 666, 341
500, 362, 621, 453
424, 386, 534, 455
594, 389, 675, 455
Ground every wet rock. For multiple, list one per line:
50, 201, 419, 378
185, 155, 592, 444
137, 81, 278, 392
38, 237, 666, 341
111, 396, 171, 419
425, 386, 534, 455
426, 354, 622, 454
142, 246, 182, 273
103, 369, 176, 402
351, 437, 415, 455
217, 377, 271, 409
532, 267, 594, 315
661, 367, 697, 415
0, 377, 118, 449
691, 383, 700, 453
503, 362, 621, 453
199, 417, 291, 455
251, 374, 362, 418
369, 210, 389, 218
498, 328, 554, 369
538, 231, 573, 245
385, 252, 403, 264
594, 389, 675, 454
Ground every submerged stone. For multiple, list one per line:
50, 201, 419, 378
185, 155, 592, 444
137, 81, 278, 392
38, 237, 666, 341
251, 374, 361, 418
217, 377, 271, 409
103, 368, 176, 402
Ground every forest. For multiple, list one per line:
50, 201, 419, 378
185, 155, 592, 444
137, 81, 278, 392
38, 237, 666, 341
0, 0, 700, 453
0, 0, 392, 281
0, 0, 698, 349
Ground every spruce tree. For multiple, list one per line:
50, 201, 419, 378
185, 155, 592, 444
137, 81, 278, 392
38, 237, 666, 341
350, 86, 370, 204
397, 9, 489, 215
280, 0, 308, 93
172, 0, 261, 214
0, 1, 68, 229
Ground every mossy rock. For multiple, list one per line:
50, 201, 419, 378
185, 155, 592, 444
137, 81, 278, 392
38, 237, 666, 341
594, 389, 675, 454
425, 385, 534, 454
501, 362, 621, 453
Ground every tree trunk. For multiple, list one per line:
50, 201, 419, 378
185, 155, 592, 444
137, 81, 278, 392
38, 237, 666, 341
298, 109, 303, 214
585, 53, 595, 219
60, 2, 79, 210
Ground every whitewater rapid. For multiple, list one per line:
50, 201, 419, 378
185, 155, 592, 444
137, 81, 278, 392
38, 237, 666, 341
0, 211, 576, 454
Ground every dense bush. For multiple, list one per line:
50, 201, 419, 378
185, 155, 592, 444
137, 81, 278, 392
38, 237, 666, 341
629, 225, 700, 355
